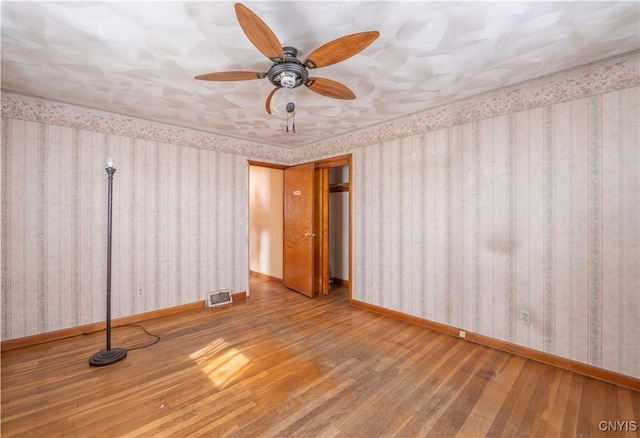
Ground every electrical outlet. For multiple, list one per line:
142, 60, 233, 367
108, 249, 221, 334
520, 310, 530, 324
459, 330, 466, 339
137, 288, 144, 297
369, 280, 374, 290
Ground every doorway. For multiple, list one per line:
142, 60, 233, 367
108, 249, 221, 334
327, 165, 350, 289
248, 162, 285, 280
248, 155, 351, 299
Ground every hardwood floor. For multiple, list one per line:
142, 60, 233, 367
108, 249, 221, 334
2, 276, 639, 437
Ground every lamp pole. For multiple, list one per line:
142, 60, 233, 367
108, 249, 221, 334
89, 159, 127, 366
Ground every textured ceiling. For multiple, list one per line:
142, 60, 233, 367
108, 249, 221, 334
2, 1, 639, 149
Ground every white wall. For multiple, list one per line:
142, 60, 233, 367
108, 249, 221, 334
249, 166, 283, 279
329, 166, 349, 281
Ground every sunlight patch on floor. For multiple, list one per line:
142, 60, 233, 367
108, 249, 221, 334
189, 338, 251, 388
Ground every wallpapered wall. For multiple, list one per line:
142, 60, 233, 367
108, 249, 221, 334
351, 88, 639, 379
1, 120, 248, 340
2, 52, 639, 379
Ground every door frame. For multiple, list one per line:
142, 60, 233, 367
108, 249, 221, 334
312, 154, 352, 300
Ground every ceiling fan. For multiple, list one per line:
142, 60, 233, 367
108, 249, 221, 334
195, 3, 380, 114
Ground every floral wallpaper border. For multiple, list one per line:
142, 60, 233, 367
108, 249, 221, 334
2, 51, 638, 165
0, 93, 292, 164
292, 50, 640, 163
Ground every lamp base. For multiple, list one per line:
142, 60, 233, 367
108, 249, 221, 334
89, 347, 127, 367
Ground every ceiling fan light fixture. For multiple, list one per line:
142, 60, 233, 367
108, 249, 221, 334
196, 4, 379, 114
279, 71, 297, 88
271, 88, 295, 119
266, 47, 309, 89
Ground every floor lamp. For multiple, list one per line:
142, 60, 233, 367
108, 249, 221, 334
89, 158, 127, 366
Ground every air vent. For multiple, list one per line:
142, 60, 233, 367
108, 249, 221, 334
206, 289, 233, 308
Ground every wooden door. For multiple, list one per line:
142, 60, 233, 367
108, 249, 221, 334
283, 163, 315, 297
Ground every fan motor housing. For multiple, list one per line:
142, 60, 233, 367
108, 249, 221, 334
267, 46, 308, 89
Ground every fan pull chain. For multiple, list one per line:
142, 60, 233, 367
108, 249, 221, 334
285, 102, 296, 134
285, 114, 296, 134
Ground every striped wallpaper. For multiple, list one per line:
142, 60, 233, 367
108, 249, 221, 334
352, 88, 639, 379
2, 51, 638, 380
1, 121, 248, 340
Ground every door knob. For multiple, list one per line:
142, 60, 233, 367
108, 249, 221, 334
305, 233, 316, 237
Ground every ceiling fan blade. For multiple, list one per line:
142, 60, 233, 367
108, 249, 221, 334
265, 87, 280, 114
305, 77, 356, 100
235, 3, 285, 62
195, 71, 266, 81
304, 31, 380, 69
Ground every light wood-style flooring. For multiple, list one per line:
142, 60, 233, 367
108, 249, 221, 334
2, 276, 639, 437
